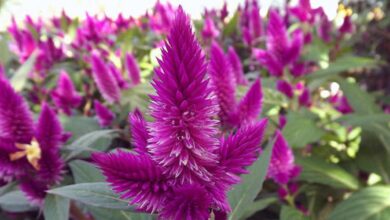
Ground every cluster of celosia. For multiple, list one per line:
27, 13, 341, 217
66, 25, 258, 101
0, 78, 64, 204
93, 8, 268, 219
0, 0, 360, 219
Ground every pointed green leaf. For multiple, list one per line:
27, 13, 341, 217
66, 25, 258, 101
10, 52, 37, 91
48, 182, 135, 210
329, 186, 390, 220
69, 160, 104, 183
280, 206, 310, 220
228, 139, 274, 220
43, 194, 70, 220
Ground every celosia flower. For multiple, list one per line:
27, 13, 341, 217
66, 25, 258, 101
330, 94, 353, 114
267, 130, 301, 185
299, 87, 312, 107
220, 2, 228, 22
316, 9, 332, 42
289, 0, 320, 24
339, 15, 354, 34
94, 100, 115, 127
201, 17, 220, 40
240, 0, 262, 46
8, 17, 36, 62
228, 79, 262, 127
0, 79, 64, 204
276, 80, 294, 99
94, 7, 268, 219
209, 42, 236, 124
125, 53, 141, 86
108, 62, 128, 89
90, 53, 121, 103
253, 9, 304, 77
51, 70, 82, 115
227, 46, 247, 85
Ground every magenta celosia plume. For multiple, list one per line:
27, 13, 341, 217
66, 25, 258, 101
227, 46, 247, 85
51, 70, 82, 115
201, 17, 220, 40
209, 41, 236, 125
253, 9, 304, 77
90, 53, 121, 103
94, 7, 268, 220
125, 53, 141, 86
276, 80, 294, 99
94, 100, 115, 127
267, 130, 301, 185
0, 79, 64, 204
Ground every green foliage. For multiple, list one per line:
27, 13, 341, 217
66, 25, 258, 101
329, 186, 390, 220
296, 156, 360, 190
44, 194, 70, 220
48, 182, 135, 210
228, 139, 274, 220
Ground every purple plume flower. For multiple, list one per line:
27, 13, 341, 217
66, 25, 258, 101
94, 7, 268, 219
201, 17, 220, 40
209, 41, 236, 125
228, 79, 263, 127
276, 80, 294, 99
253, 9, 304, 77
249, 0, 262, 40
0, 79, 63, 203
299, 87, 312, 107
267, 131, 301, 185
315, 8, 332, 42
339, 15, 354, 34
125, 53, 141, 86
330, 94, 353, 114
129, 109, 149, 154
227, 47, 247, 85
91, 53, 121, 103
108, 62, 128, 89
219, 119, 268, 180
51, 70, 82, 115
289, 0, 319, 23
220, 2, 228, 22
94, 100, 115, 127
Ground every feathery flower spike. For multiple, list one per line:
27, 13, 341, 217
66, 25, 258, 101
125, 53, 141, 86
267, 130, 301, 184
51, 70, 82, 115
94, 100, 115, 127
227, 46, 247, 85
90, 53, 121, 103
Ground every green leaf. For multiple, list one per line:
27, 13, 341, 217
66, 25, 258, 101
239, 197, 278, 220
296, 156, 359, 190
338, 80, 381, 114
69, 160, 104, 183
60, 116, 101, 141
223, 11, 239, 36
228, 139, 274, 220
89, 207, 156, 220
48, 182, 135, 210
0, 191, 37, 212
306, 56, 377, 81
280, 206, 310, 220
329, 186, 390, 220
43, 194, 70, 220
64, 129, 118, 160
10, 52, 37, 91
282, 112, 325, 148
337, 114, 390, 125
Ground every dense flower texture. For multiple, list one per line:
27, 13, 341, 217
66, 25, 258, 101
267, 131, 300, 185
209, 42, 263, 129
94, 7, 268, 220
0, 79, 64, 204
51, 70, 82, 115
253, 9, 304, 77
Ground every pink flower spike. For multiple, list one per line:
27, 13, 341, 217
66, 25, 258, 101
125, 53, 141, 86
90, 53, 121, 103
94, 100, 115, 127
